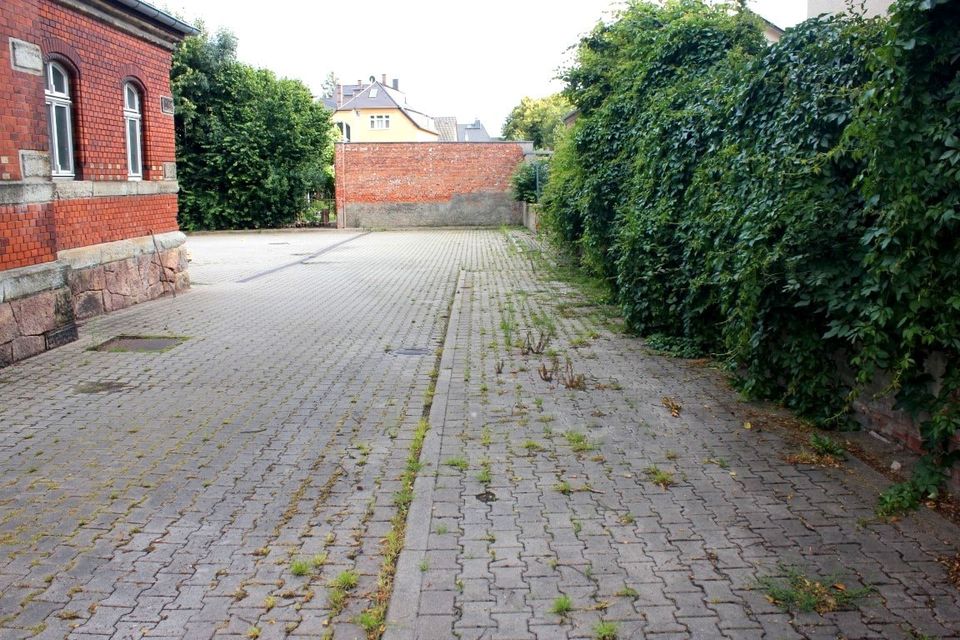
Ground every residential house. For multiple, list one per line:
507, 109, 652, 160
435, 117, 492, 142
456, 120, 492, 142
325, 75, 439, 142
757, 14, 785, 43
1, 0, 196, 366
325, 76, 492, 143
433, 116, 458, 142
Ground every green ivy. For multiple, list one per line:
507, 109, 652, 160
543, 0, 960, 505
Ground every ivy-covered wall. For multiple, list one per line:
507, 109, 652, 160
542, 0, 960, 512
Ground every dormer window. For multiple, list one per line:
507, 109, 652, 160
45, 61, 75, 177
123, 82, 144, 179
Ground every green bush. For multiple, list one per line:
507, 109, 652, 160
543, 0, 960, 497
511, 159, 550, 203
171, 30, 335, 230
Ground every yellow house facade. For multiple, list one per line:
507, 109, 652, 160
328, 79, 438, 143
332, 107, 438, 143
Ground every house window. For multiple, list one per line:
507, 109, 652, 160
370, 114, 390, 130
336, 122, 351, 142
124, 83, 143, 179
45, 61, 74, 177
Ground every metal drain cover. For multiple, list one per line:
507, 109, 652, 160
93, 335, 187, 353
391, 347, 430, 356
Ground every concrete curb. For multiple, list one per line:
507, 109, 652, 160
383, 269, 465, 640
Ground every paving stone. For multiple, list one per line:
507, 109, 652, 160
3, 230, 960, 640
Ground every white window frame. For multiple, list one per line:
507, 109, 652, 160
336, 121, 351, 142
124, 82, 143, 180
45, 61, 74, 178
370, 114, 390, 130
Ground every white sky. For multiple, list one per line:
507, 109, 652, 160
163, 1, 808, 136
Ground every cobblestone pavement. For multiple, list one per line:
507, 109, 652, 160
1, 230, 959, 640
186, 230, 364, 285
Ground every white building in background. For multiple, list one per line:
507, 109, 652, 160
808, 0, 894, 18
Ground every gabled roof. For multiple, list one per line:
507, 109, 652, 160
402, 107, 438, 134
336, 81, 438, 134
457, 120, 491, 142
748, 9, 785, 43
435, 117, 458, 142
322, 81, 366, 111
339, 82, 403, 110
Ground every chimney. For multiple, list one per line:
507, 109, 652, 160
357, 79, 362, 88
381, 73, 387, 84
392, 78, 399, 90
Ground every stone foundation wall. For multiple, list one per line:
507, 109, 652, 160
0, 231, 188, 367
0, 282, 75, 366
69, 245, 188, 320
522, 202, 541, 235
342, 193, 521, 229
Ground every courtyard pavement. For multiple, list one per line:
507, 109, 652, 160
0, 229, 958, 639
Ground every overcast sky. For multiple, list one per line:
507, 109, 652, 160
163, 1, 808, 136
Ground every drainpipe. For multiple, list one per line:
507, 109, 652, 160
337, 143, 346, 229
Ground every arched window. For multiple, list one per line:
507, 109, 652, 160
45, 61, 74, 177
124, 82, 143, 179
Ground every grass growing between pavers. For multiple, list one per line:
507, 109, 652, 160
356, 417, 430, 637
551, 594, 573, 616
593, 620, 618, 640
758, 565, 874, 614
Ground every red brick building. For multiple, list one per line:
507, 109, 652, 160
1, 0, 195, 366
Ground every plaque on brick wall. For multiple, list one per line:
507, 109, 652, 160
10, 38, 43, 75
160, 96, 175, 115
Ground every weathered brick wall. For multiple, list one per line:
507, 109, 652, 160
1, 0, 190, 367
0, 1, 46, 182
2, 0, 178, 184
53, 193, 179, 250
0, 203, 57, 270
335, 143, 525, 227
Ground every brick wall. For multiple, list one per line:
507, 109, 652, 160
53, 193, 179, 250
0, 203, 57, 270
337, 142, 523, 206
2, 0, 178, 183
335, 143, 525, 227
2, 0, 184, 275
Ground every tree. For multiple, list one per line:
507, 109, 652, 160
321, 71, 339, 99
171, 29, 335, 230
501, 94, 572, 150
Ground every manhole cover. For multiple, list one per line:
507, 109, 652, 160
391, 347, 430, 356
93, 335, 187, 353
75, 380, 129, 394
475, 491, 497, 503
